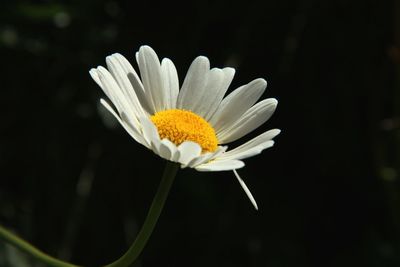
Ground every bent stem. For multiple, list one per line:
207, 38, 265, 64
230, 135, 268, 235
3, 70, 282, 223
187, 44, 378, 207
0, 161, 178, 267
0, 225, 79, 267
105, 161, 179, 267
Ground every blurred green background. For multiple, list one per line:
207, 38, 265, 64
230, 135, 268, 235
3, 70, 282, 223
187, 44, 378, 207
0, 0, 398, 266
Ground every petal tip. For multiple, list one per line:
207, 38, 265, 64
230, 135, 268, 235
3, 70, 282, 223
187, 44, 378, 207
255, 78, 267, 86
194, 55, 210, 64
89, 68, 97, 75
270, 128, 281, 137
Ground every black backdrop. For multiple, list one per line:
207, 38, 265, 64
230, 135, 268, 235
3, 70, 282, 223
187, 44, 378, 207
0, 0, 398, 266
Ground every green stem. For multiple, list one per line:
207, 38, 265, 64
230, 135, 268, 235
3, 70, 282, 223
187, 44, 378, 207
0, 161, 178, 267
105, 161, 179, 267
0, 224, 80, 267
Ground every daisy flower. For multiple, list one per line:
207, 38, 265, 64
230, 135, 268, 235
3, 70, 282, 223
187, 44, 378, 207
90, 45, 280, 210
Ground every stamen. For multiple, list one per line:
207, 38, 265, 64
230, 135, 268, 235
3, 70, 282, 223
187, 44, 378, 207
150, 109, 218, 152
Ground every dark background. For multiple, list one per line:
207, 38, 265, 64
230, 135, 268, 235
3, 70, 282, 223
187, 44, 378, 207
0, 0, 399, 266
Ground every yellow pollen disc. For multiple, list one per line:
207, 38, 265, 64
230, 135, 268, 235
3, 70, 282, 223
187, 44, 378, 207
150, 109, 218, 153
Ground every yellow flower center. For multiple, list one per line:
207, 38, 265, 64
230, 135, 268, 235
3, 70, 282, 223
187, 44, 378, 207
150, 109, 218, 152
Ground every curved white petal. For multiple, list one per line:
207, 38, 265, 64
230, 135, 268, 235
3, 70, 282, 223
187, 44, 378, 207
186, 152, 215, 168
111, 53, 152, 114
139, 116, 160, 148
105, 55, 146, 118
161, 58, 179, 109
193, 67, 235, 120
220, 129, 280, 160
137, 46, 166, 113
177, 56, 210, 110
218, 98, 278, 143
203, 67, 235, 120
111, 53, 144, 92
172, 149, 181, 162
191, 68, 224, 116
178, 141, 202, 166
100, 99, 146, 147
233, 170, 258, 210
195, 159, 244, 171
210, 78, 267, 132
222, 141, 274, 161
155, 139, 178, 161
89, 68, 101, 84
90, 67, 132, 116
186, 146, 228, 168
91, 68, 122, 115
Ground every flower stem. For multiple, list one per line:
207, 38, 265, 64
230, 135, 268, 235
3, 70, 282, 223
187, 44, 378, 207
0, 224, 80, 267
0, 161, 178, 267
105, 161, 179, 267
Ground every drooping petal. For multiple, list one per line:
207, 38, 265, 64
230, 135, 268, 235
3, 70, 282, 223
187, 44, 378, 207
139, 116, 161, 148
161, 58, 179, 109
100, 99, 146, 147
155, 138, 178, 161
186, 146, 228, 168
177, 56, 210, 110
93, 67, 136, 118
171, 149, 181, 162
137, 46, 167, 113
210, 78, 267, 132
177, 141, 202, 166
90, 68, 119, 112
233, 170, 258, 210
222, 141, 274, 161
218, 98, 278, 143
195, 159, 244, 171
219, 129, 280, 160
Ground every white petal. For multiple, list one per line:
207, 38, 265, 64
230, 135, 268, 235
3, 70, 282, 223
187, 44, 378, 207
111, 53, 144, 93
95, 67, 136, 117
159, 139, 180, 162
186, 146, 228, 168
221, 141, 274, 161
186, 152, 214, 168
89, 68, 119, 112
218, 98, 278, 143
149, 140, 162, 156
195, 159, 244, 171
105, 55, 146, 118
220, 129, 280, 160
161, 58, 179, 109
177, 56, 210, 110
189, 68, 227, 118
111, 53, 153, 114
89, 68, 104, 85
233, 170, 258, 210
177, 141, 202, 166
139, 116, 160, 148
203, 67, 235, 120
137, 46, 166, 113
90, 67, 119, 108
156, 139, 178, 161
106, 54, 150, 115
172, 150, 181, 162
100, 99, 146, 146
194, 68, 224, 116
210, 78, 267, 132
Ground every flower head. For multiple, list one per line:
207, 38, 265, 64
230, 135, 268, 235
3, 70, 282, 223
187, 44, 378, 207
90, 45, 280, 209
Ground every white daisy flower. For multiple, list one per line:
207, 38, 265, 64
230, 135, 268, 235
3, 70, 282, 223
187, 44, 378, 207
90, 45, 280, 210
